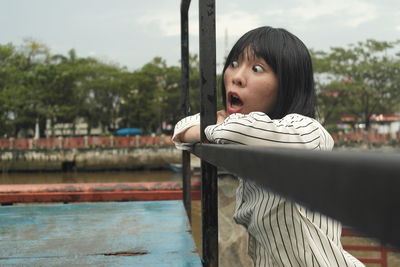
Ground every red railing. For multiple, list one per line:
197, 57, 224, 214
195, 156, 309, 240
342, 228, 397, 267
2, 132, 398, 150
0, 181, 201, 204
0, 135, 174, 150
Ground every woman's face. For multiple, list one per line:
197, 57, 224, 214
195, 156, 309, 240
224, 51, 278, 115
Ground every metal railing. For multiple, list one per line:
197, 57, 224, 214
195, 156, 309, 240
181, 0, 218, 265
181, 1, 400, 266
180, 0, 192, 224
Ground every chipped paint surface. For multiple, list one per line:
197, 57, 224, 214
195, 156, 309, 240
0, 201, 202, 265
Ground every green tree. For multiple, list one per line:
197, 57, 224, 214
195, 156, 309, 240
116, 54, 203, 133
0, 41, 51, 137
188, 54, 201, 114
18, 40, 52, 137
119, 57, 168, 133
312, 39, 400, 130
43, 49, 87, 136
75, 59, 126, 134
0, 43, 21, 136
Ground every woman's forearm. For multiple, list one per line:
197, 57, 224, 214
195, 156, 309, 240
178, 125, 200, 143
173, 110, 226, 145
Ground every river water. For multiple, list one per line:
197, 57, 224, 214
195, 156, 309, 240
0, 170, 180, 185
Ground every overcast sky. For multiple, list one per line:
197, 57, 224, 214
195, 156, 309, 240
1, 0, 399, 71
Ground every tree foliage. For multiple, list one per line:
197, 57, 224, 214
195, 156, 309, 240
0, 41, 201, 137
312, 39, 400, 130
1, 38, 398, 137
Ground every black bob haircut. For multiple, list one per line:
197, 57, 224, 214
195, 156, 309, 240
221, 26, 316, 119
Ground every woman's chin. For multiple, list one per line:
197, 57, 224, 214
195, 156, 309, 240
227, 106, 243, 115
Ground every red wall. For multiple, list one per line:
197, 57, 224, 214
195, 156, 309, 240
0, 136, 174, 150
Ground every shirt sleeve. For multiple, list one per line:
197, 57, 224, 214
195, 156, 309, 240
205, 112, 334, 151
172, 113, 200, 150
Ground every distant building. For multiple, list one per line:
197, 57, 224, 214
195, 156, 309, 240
340, 114, 400, 139
45, 118, 103, 137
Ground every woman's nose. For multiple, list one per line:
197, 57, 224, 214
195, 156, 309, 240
232, 67, 246, 87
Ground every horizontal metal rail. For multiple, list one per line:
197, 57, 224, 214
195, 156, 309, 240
0, 182, 201, 204
191, 143, 400, 249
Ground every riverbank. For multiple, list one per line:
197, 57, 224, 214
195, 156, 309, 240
334, 143, 400, 152
0, 146, 181, 172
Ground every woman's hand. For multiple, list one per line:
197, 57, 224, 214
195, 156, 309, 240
217, 110, 228, 124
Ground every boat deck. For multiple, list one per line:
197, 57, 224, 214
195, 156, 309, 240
0, 200, 202, 266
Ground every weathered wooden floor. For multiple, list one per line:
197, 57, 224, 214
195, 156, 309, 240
0, 200, 202, 266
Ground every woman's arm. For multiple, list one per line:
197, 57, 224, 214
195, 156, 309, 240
172, 113, 201, 149
205, 112, 334, 151
172, 110, 228, 146
177, 125, 200, 143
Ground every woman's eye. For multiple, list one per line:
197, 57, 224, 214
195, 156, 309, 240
252, 65, 264, 73
230, 61, 238, 68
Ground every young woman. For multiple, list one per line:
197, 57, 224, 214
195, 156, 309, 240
173, 26, 364, 267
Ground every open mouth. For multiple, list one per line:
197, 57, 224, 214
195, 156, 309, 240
231, 94, 242, 106
227, 92, 243, 113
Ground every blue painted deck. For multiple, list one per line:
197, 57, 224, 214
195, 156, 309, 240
0, 200, 202, 266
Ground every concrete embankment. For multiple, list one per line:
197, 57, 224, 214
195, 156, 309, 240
0, 147, 181, 172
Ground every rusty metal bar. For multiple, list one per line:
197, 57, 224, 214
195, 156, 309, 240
180, 0, 192, 223
0, 182, 201, 204
198, 0, 218, 266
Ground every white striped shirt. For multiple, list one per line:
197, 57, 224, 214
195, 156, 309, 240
173, 112, 364, 267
